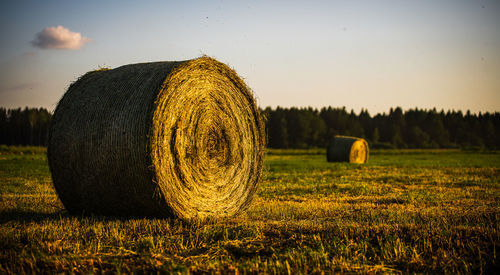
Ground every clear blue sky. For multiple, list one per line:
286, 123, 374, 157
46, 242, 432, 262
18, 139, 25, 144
1, 0, 499, 114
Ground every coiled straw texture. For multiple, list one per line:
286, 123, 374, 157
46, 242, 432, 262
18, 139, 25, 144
327, 136, 369, 163
48, 57, 265, 220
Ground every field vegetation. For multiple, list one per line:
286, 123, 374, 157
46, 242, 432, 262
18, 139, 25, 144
1, 146, 499, 273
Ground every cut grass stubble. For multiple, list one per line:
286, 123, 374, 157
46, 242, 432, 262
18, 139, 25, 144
0, 148, 499, 273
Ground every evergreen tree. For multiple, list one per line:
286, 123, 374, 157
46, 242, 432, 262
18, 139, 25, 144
372, 127, 380, 143
285, 108, 311, 148
0, 107, 53, 146
267, 107, 289, 148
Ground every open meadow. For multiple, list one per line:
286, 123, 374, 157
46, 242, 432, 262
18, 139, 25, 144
0, 146, 499, 273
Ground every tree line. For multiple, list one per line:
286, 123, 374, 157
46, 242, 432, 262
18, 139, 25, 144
0, 106, 498, 149
0, 107, 52, 146
262, 106, 499, 149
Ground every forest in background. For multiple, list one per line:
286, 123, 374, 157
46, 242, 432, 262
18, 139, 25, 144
263, 106, 499, 149
0, 107, 51, 146
1, 106, 499, 149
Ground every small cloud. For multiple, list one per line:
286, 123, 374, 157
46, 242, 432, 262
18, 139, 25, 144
31, 26, 91, 50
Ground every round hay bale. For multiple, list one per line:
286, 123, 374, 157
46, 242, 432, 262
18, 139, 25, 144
326, 136, 369, 163
47, 57, 265, 220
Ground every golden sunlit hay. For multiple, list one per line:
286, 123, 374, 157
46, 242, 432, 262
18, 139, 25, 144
326, 136, 369, 163
47, 57, 265, 220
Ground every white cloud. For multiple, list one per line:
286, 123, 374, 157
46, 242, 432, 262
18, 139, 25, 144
31, 26, 91, 50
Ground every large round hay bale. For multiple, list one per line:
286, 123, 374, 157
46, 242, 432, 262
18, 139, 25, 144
327, 136, 369, 163
48, 57, 265, 220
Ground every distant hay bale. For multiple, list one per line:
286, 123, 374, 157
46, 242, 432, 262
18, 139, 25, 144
47, 57, 265, 220
327, 136, 369, 163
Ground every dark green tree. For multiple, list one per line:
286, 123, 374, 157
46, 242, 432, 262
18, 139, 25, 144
267, 107, 289, 148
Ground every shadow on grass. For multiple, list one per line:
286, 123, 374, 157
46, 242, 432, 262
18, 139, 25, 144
0, 209, 210, 228
0, 209, 68, 223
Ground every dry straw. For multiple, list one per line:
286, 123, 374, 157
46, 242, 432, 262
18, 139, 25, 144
48, 57, 265, 220
327, 136, 369, 163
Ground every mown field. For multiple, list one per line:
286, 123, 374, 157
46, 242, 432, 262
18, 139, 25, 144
0, 146, 499, 273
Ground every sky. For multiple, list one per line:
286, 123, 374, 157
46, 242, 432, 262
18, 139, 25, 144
0, 0, 499, 115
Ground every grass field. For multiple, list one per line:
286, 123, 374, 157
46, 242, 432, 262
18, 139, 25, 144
1, 146, 499, 273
